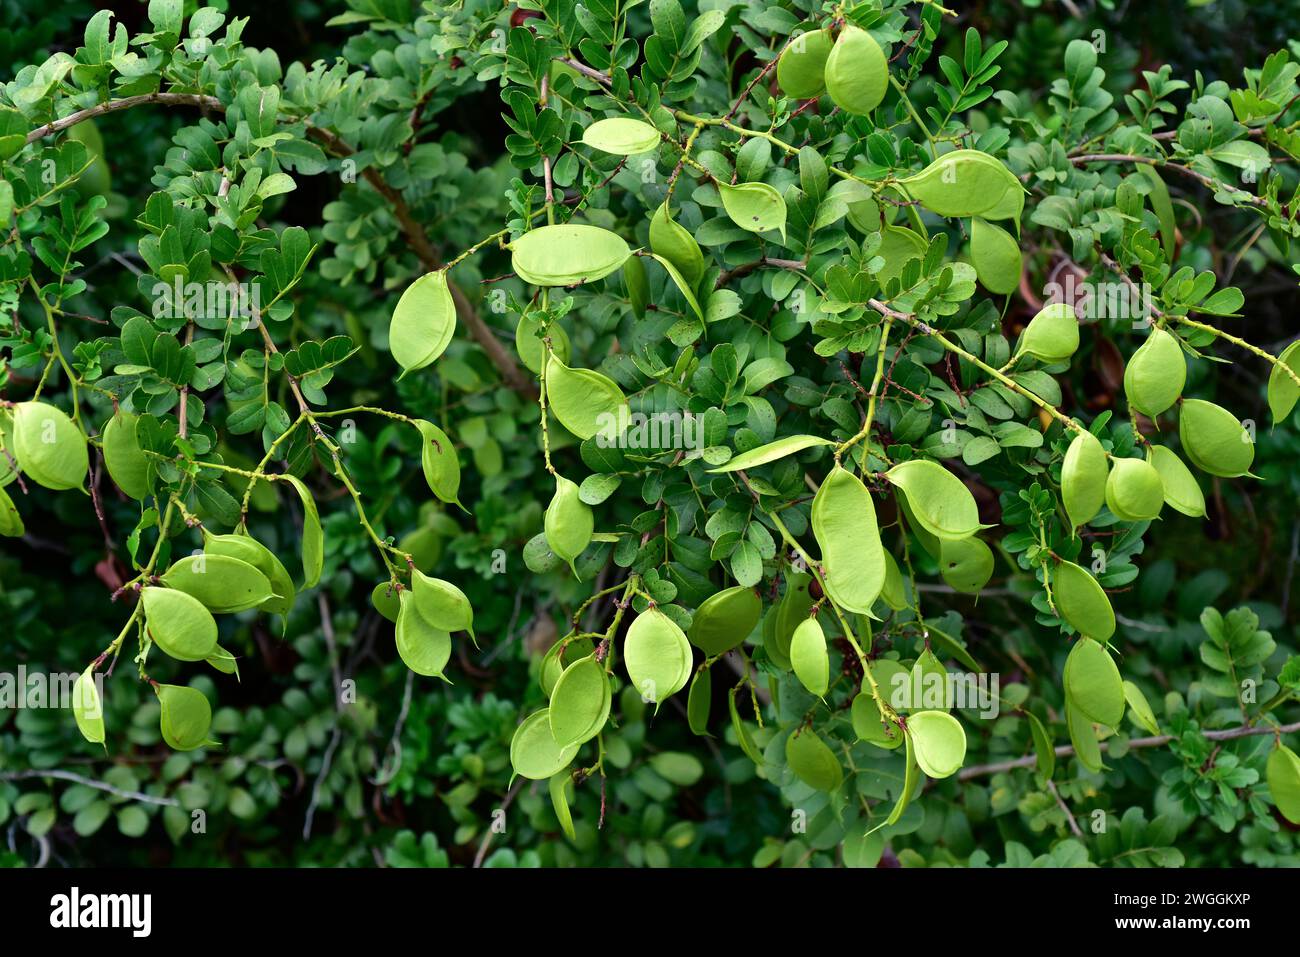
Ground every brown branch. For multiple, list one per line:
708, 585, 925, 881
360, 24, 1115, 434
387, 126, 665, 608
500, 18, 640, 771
25, 92, 222, 144
1069, 154, 1269, 208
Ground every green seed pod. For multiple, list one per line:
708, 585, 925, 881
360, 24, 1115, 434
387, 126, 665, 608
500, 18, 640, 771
707, 434, 834, 473
730, 690, 764, 765
1066, 701, 1104, 773
394, 589, 452, 679
280, 474, 323, 589
776, 29, 833, 99
549, 772, 576, 841
790, 616, 829, 697
886, 459, 982, 541
1266, 339, 1300, 425
880, 550, 908, 611
516, 311, 570, 375
388, 270, 455, 376
769, 572, 813, 670
623, 255, 649, 319
623, 607, 693, 705
1061, 429, 1108, 528
688, 585, 760, 656
549, 654, 611, 747
1266, 744, 1300, 825
71, 665, 105, 747
811, 465, 885, 614
544, 354, 629, 441
544, 474, 594, 577
717, 181, 787, 239
1015, 303, 1079, 362
1123, 680, 1161, 735
851, 691, 904, 750
523, 531, 564, 574
206, 645, 239, 677
873, 224, 928, 283
1147, 445, 1205, 518
509, 224, 631, 287
161, 554, 274, 614
0, 485, 23, 538
0, 410, 16, 487
510, 708, 579, 781
871, 658, 912, 715
1063, 636, 1124, 727
203, 530, 295, 617
540, 638, 595, 698
897, 149, 1023, 218
371, 581, 402, 623
687, 666, 712, 735
412, 419, 463, 509
157, 684, 214, 751
11, 400, 88, 491
938, 536, 994, 594
784, 728, 843, 791
141, 586, 219, 661
411, 569, 474, 639
1104, 456, 1164, 522
581, 117, 661, 155
823, 25, 888, 116
101, 411, 150, 500
1052, 560, 1115, 640
906, 710, 967, 779
1123, 326, 1186, 417
908, 647, 950, 712
970, 217, 1022, 294
1179, 398, 1255, 478
649, 203, 705, 290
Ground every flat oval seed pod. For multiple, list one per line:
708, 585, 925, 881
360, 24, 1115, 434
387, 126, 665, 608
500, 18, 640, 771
790, 616, 829, 697
516, 311, 571, 375
938, 536, 994, 594
0, 410, 16, 487
549, 654, 611, 747
882, 735, 920, 827
1147, 445, 1205, 518
1123, 326, 1186, 417
688, 585, 760, 656
1063, 636, 1124, 726
0, 485, 23, 538
394, 590, 452, 679
1015, 303, 1079, 362
582, 117, 661, 155
510, 708, 579, 781
851, 692, 904, 750
1066, 701, 1104, 773
770, 572, 813, 670
970, 217, 1022, 294
280, 474, 323, 588
411, 569, 474, 638
811, 465, 886, 613
1266, 339, 1300, 424
1052, 560, 1115, 640
548, 772, 577, 841
71, 665, 105, 746
729, 688, 765, 765
1061, 429, 1108, 528
510, 224, 631, 287
371, 581, 402, 623
717, 182, 787, 239
648, 253, 703, 321
101, 411, 150, 499
1104, 456, 1164, 522
707, 434, 834, 473
897, 150, 1022, 218
157, 684, 214, 751
544, 474, 594, 577
388, 270, 455, 376
206, 645, 239, 677
649, 203, 705, 289
776, 28, 833, 99
12, 401, 88, 490
1179, 398, 1255, 478
161, 554, 273, 613
687, 666, 712, 735
1122, 680, 1161, 735
544, 354, 629, 441
624, 255, 648, 318
412, 419, 463, 509
540, 638, 595, 698
873, 225, 928, 282
880, 550, 908, 611
203, 531, 295, 617
785, 728, 843, 791
141, 586, 219, 661
886, 459, 981, 541
907, 710, 967, 778
823, 25, 888, 115
1026, 710, 1055, 779
624, 607, 693, 704
1266, 745, 1300, 824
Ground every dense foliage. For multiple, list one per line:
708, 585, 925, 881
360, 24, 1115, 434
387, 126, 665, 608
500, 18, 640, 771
2, 0, 1300, 868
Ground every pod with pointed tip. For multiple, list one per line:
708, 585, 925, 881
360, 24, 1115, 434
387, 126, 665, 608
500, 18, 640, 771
1061, 429, 1108, 528
72, 665, 104, 746
1266, 744, 1300, 824
1124, 326, 1185, 417
1052, 560, 1115, 640
1104, 456, 1164, 522
1015, 303, 1079, 362
102, 411, 150, 499
549, 654, 611, 747
544, 354, 629, 441
687, 666, 712, 735
161, 554, 274, 614
886, 459, 982, 541
411, 569, 474, 639
785, 728, 843, 791
280, 474, 323, 588
811, 465, 885, 613
873, 225, 928, 282
880, 550, 908, 611
707, 434, 834, 473
544, 474, 593, 577
1123, 680, 1161, 736
717, 182, 787, 239
623, 607, 693, 705
389, 270, 455, 376
776, 29, 833, 99
582, 117, 661, 155
516, 311, 571, 375
790, 616, 829, 697
970, 217, 1022, 294
394, 590, 452, 678
851, 691, 904, 750
649, 203, 704, 290
823, 26, 888, 115
11, 401, 88, 491
157, 684, 214, 751
897, 150, 1022, 218
509, 224, 631, 287
203, 531, 295, 617
1266, 339, 1300, 425
938, 536, 994, 594
510, 709, 579, 781
1066, 701, 1104, 772
0, 485, 23, 537
1063, 636, 1124, 726
1147, 445, 1205, 518
412, 419, 462, 509
907, 710, 967, 778
141, 586, 219, 661
688, 585, 760, 656
1179, 398, 1255, 478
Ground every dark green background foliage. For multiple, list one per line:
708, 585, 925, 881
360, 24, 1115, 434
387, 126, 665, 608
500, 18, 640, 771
1, 0, 1298, 868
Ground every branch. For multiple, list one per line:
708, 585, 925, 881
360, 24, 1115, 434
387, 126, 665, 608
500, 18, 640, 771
1069, 153, 1270, 209
957, 718, 1300, 780
0, 768, 180, 807
25, 92, 221, 144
